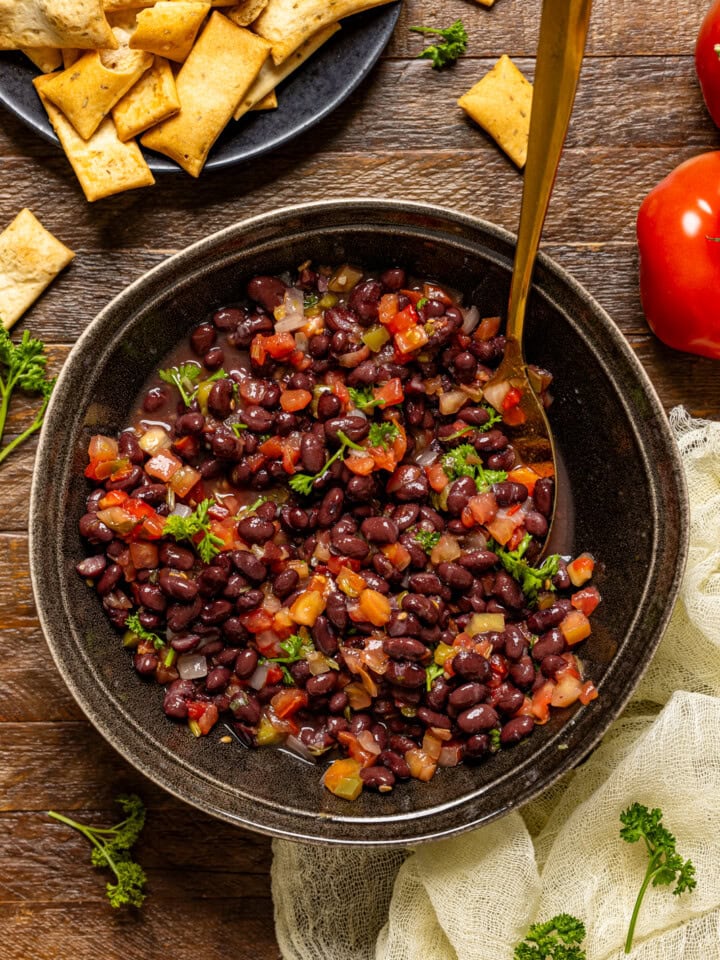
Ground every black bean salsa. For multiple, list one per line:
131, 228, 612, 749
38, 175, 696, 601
77, 262, 601, 800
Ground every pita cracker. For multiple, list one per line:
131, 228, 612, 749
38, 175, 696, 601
34, 73, 155, 201
0, 0, 117, 50
141, 13, 270, 176
225, 0, 268, 27
250, 89, 277, 110
41, 37, 153, 140
62, 49, 81, 69
22, 46, 62, 73
104, 0, 233, 9
129, 1, 210, 62
233, 22, 338, 121
112, 55, 180, 140
457, 55, 533, 168
253, 0, 392, 65
0, 209, 75, 330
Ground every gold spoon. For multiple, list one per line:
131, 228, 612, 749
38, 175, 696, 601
484, 0, 593, 484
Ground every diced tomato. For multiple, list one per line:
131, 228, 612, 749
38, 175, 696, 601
467, 492, 499, 525
487, 512, 521, 546
386, 305, 419, 336
129, 541, 158, 569
288, 350, 313, 371
259, 436, 284, 457
381, 542, 412, 571
245, 452, 267, 473
559, 610, 592, 646
265, 332, 296, 360
551, 673, 584, 708
327, 554, 362, 575
88, 435, 118, 462
579, 680, 599, 705
187, 702, 219, 735
264, 663, 284, 684
343, 681, 372, 711
567, 553, 595, 587
475, 316, 501, 339
271, 688, 308, 719
337, 731, 377, 768
280, 389, 312, 412
170, 464, 202, 498
336, 566, 367, 598
99, 490, 129, 509
345, 453, 376, 475
426, 462, 449, 492
240, 607, 275, 634
531, 679, 555, 724
507, 465, 540, 496
145, 449, 182, 482
507, 526, 526, 551
374, 378, 404, 407
323, 758, 364, 800
502, 387, 522, 411
394, 324, 428, 355
358, 588, 392, 626
405, 747, 438, 782
378, 293, 399, 325
209, 517, 237, 551
398, 288, 423, 305
325, 371, 351, 407
571, 586, 601, 616
85, 457, 130, 481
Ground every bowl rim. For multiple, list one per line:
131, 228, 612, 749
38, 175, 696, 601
30, 198, 689, 845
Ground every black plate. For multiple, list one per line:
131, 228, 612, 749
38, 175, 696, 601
0, 4, 401, 173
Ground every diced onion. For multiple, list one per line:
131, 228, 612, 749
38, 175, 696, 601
294, 332, 309, 353
460, 305, 481, 335
281, 735, 317, 764
338, 345, 371, 368
482, 379, 511, 413
177, 653, 208, 680
170, 503, 193, 518
248, 662, 270, 690
274, 288, 306, 332
357, 729, 382, 756
413, 442, 440, 467
438, 390, 468, 416
138, 426, 172, 455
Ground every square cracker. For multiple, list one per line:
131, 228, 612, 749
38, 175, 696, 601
253, 0, 393, 65
103, 0, 233, 9
250, 89, 277, 110
0, 209, 75, 330
141, 13, 270, 177
233, 23, 338, 121
457, 54, 533, 168
0, 0, 116, 50
22, 46, 63, 73
112, 56, 180, 140
129, 1, 210, 62
225, 0, 268, 27
34, 73, 155, 201
41, 37, 153, 140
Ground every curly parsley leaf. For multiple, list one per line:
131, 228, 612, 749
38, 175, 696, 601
158, 364, 226, 407
48, 795, 147, 909
414, 529, 441, 554
620, 803, 697, 953
441, 443, 507, 490
163, 498, 224, 562
368, 420, 400, 451
425, 662, 444, 691
125, 612, 163, 650
0, 328, 56, 466
514, 914, 586, 960
410, 19, 468, 69
289, 429, 364, 496
495, 533, 560, 603
348, 385, 385, 412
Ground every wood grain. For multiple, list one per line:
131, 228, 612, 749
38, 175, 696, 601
1, 0, 718, 956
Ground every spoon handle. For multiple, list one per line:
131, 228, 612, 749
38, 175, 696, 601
506, 0, 593, 341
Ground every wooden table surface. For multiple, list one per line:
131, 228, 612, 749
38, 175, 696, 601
2, 1, 719, 957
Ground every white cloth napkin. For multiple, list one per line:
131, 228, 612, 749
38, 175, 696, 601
272, 408, 720, 960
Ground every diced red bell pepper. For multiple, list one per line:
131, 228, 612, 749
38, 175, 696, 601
99, 490, 129, 509
271, 688, 308, 719
386, 304, 419, 336
394, 324, 429, 355
374, 377, 404, 407
571, 586, 601, 616
145, 449, 182, 482
280, 389, 312, 412
426, 462, 449, 492
378, 293, 399, 324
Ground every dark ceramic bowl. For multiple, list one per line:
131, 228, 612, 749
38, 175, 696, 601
29, 200, 687, 845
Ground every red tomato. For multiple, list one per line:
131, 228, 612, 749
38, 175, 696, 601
696, 0, 720, 127
637, 152, 720, 359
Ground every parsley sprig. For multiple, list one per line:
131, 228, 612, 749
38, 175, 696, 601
495, 533, 560, 604
410, 19, 468, 69
125, 612, 163, 650
48, 795, 147, 909
267, 632, 315, 685
441, 443, 507, 490
163, 498, 224, 563
348, 385, 385, 412
514, 914, 587, 960
425, 662, 444, 691
414, 529, 441, 554
158, 364, 226, 407
620, 803, 697, 954
289, 429, 364, 496
0, 328, 56, 466
368, 420, 400, 451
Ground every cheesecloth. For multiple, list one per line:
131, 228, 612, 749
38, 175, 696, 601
272, 408, 720, 960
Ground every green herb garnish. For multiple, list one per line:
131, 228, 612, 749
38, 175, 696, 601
289, 429, 364, 496
0, 328, 55, 466
410, 19, 468, 69
158, 364, 226, 407
267, 632, 315, 684
489, 727, 502, 751
441, 442, 507, 490
414, 529, 441, 554
425, 662, 444, 691
163, 498, 224, 563
514, 914, 587, 960
303, 293, 320, 309
348, 385, 385, 412
416, 296, 429, 309
230, 422, 248, 436
620, 803, 697, 954
495, 534, 560, 604
125, 612, 163, 650
48, 795, 147, 909
368, 420, 400, 451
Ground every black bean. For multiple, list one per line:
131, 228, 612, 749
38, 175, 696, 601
324, 415, 369, 443
96, 563, 122, 595
166, 596, 202, 631
143, 386, 168, 412
213, 306, 245, 331
240, 405, 274, 432
349, 713, 372, 734
496, 688, 525, 715
458, 407, 490, 426
232, 550, 267, 584
459, 549, 498, 574
317, 392, 342, 420
163, 679, 195, 718
399, 534, 429, 570
503, 626, 526, 660
318, 487, 345, 527
247, 275, 286, 311
229, 690, 261, 725
418, 506, 445, 530
465, 734, 490, 758
207, 379, 234, 419
160, 542, 195, 570
118, 431, 144, 464
392, 503, 420, 531
389, 734, 418, 755
387, 613, 421, 637
170, 634, 200, 653
379, 750, 411, 779
531, 629, 566, 661
204, 347, 225, 370
159, 569, 199, 601
541, 655, 568, 678
360, 516, 398, 545
473, 429, 508, 452
200, 599, 233, 625
312, 615, 338, 655
426, 677, 451, 710
500, 716, 535, 745
190, 322, 216, 356
380, 268, 406, 290
346, 475, 376, 501
205, 666, 231, 692
487, 448, 517, 472
416, 707, 451, 729
525, 511, 549, 537
134, 652, 158, 676
387, 464, 429, 501
235, 648, 259, 678
329, 691, 348, 714
348, 279, 382, 322
408, 572, 443, 595
448, 682, 486, 709
453, 351, 477, 383
198, 566, 229, 596
331, 534, 369, 560
306, 672, 337, 697
133, 483, 167, 505
273, 568, 299, 598
401, 593, 440, 625
533, 477, 555, 517
301, 433, 325, 473
360, 766, 395, 791
492, 482, 529, 507
493, 571, 525, 609
138, 582, 166, 612
76, 555, 107, 579
453, 650, 492, 682
235, 589, 264, 611
106, 465, 144, 492
386, 661, 426, 689
446, 476, 477, 515
237, 516, 274, 544
457, 704, 498, 734
510, 657, 536, 689
437, 562, 474, 591
383, 637, 427, 661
